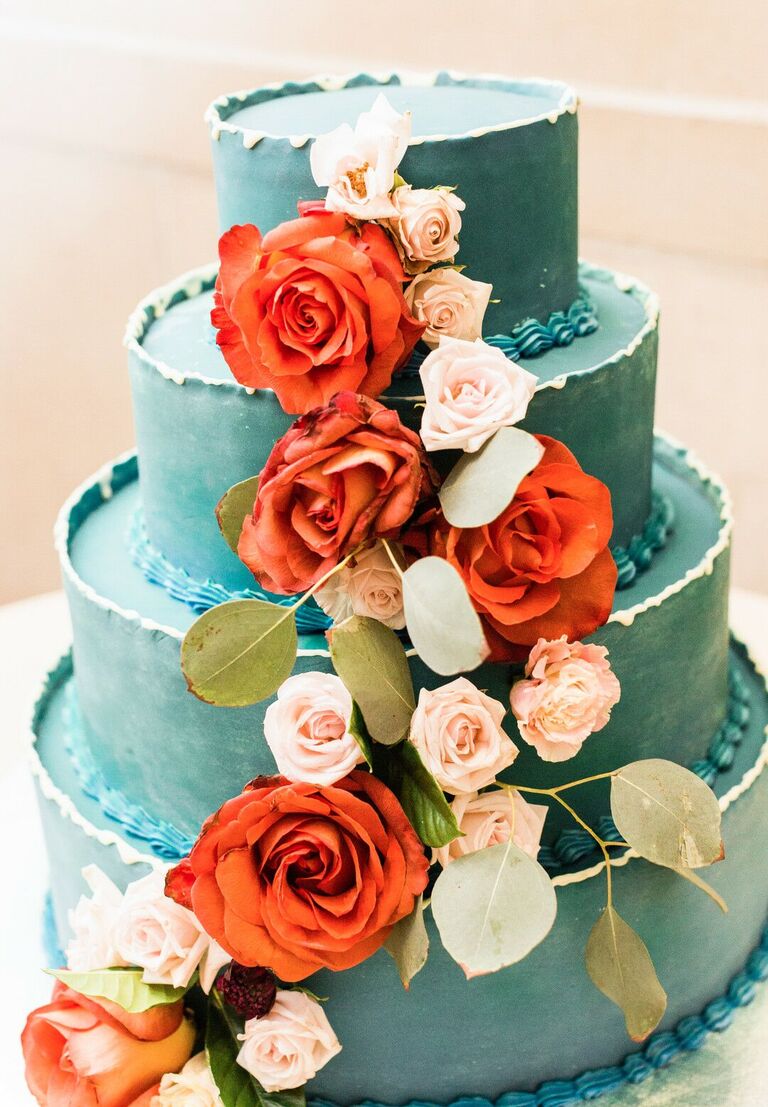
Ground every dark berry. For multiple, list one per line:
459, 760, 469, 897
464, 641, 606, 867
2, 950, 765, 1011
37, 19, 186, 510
217, 963, 277, 1020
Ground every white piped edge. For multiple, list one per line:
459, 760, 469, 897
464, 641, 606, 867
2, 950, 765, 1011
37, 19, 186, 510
55, 430, 731, 653
29, 635, 768, 884
204, 71, 578, 148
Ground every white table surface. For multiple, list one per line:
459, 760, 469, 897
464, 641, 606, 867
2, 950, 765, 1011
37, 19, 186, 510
3, 588, 768, 1106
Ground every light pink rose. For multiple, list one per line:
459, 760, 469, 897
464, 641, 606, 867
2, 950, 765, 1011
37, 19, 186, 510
419, 337, 538, 453
315, 540, 406, 629
66, 865, 129, 972
510, 636, 622, 762
433, 788, 548, 868
409, 676, 518, 795
404, 268, 492, 349
114, 871, 228, 991
388, 185, 465, 272
236, 990, 342, 1093
263, 672, 365, 786
153, 1051, 223, 1105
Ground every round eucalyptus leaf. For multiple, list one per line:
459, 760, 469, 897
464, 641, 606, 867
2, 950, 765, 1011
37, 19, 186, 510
438, 426, 545, 528
402, 556, 489, 676
215, 475, 261, 554
585, 905, 667, 1042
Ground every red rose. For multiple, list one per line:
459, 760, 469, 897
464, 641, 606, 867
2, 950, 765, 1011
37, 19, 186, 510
166, 771, 428, 982
22, 983, 194, 1107
212, 205, 425, 414
237, 390, 437, 595
429, 435, 617, 661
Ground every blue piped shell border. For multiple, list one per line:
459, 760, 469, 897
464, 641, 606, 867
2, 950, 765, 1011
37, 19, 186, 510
126, 490, 675, 630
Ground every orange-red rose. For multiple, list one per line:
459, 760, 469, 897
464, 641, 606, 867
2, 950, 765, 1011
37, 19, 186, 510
212, 204, 425, 414
429, 435, 617, 661
166, 771, 429, 982
22, 983, 194, 1107
237, 390, 437, 595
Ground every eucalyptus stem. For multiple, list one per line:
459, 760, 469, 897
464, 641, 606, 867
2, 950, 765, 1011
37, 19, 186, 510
381, 538, 405, 578
291, 548, 359, 612
548, 791, 613, 908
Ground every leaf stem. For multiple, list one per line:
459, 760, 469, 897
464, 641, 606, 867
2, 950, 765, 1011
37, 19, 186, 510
381, 538, 405, 579
548, 791, 614, 908
291, 549, 359, 611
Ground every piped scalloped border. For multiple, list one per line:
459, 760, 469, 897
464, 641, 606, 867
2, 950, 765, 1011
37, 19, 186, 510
204, 71, 578, 149
53, 433, 732, 651
123, 260, 659, 403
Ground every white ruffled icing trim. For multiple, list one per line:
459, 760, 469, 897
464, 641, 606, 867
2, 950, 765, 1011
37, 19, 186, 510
29, 635, 768, 885
204, 72, 578, 147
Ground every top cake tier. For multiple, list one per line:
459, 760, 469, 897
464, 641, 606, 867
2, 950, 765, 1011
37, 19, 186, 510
206, 73, 579, 333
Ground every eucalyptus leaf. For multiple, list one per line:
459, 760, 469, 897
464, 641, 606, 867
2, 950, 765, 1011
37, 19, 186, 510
431, 840, 557, 978
388, 740, 462, 848
328, 616, 415, 745
47, 968, 186, 1013
216, 476, 262, 554
672, 866, 728, 913
348, 702, 374, 768
611, 759, 724, 870
182, 599, 297, 707
384, 894, 430, 989
439, 426, 545, 528
585, 905, 667, 1042
402, 557, 489, 676
206, 993, 306, 1107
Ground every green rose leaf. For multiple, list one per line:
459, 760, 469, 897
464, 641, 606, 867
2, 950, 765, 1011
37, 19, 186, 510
206, 992, 306, 1107
47, 968, 186, 1013
672, 865, 728, 913
438, 426, 545, 529
431, 839, 557, 978
585, 905, 667, 1042
182, 599, 297, 707
611, 759, 724, 870
402, 556, 489, 676
348, 702, 374, 768
384, 894, 430, 989
386, 740, 462, 848
328, 616, 415, 746
216, 476, 261, 554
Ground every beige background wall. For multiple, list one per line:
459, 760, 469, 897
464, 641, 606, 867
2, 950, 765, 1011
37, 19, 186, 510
1, 1, 767, 603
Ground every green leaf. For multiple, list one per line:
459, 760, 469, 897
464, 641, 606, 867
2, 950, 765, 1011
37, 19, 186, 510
328, 616, 415, 746
402, 557, 489, 676
182, 599, 297, 707
348, 702, 374, 768
47, 968, 186, 1013
206, 993, 306, 1107
671, 866, 728, 913
611, 759, 724, 870
438, 427, 545, 529
387, 740, 461, 848
585, 905, 667, 1042
431, 840, 557, 978
385, 894, 429, 989
216, 476, 262, 554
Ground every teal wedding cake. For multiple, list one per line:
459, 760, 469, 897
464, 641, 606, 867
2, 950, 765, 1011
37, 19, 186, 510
24, 74, 768, 1107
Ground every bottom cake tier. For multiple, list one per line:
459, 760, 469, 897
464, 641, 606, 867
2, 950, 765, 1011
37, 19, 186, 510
31, 636, 768, 1107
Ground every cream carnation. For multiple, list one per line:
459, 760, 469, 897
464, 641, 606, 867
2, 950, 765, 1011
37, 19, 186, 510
315, 540, 406, 630
310, 93, 410, 220
419, 337, 538, 453
114, 870, 228, 991
263, 671, 365, 786
237, 990, 342, 1093
66, 865, 128, 972
409, 676, 518, 795
433, 789, 548, 868
405, 268, 492, 349
388, 185, 465, 272
510, 636, 622, 763
153, 1052, 223, 1106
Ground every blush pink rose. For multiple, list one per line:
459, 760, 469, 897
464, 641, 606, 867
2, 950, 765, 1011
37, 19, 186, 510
409, 677, 518, 795
236, 990, 341, 1092
66, 865, 129, 973
153, 1052, 222, 1105
22, 983, 195, 1107
405, 268, 492, 349
418, 337, 538, 453
263, 672, 365, 786
510, 636, 621, 762
314, 540, 406, 629
433, 788, 548, 868
388, 185, 465, 273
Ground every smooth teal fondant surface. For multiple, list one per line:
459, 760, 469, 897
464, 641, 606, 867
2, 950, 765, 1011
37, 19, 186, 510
131, 266, 655, 593
34, 642, 768, 1103
63, 439, 727, 841
209, 74, 578, 332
